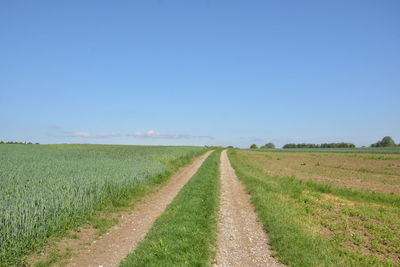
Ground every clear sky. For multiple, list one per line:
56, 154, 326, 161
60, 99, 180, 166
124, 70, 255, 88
1, 0, 399, 148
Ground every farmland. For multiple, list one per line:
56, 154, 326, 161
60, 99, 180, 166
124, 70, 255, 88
2, 145, 400, 266
240, 150, 400, 194
229, 149, 400, 266
0, 144, 205, 265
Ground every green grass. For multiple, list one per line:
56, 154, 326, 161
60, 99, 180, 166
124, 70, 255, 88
228, 149, 400, 267
0, 144, 206, 266
120, 150, 220, 267
34, 247, 72, 267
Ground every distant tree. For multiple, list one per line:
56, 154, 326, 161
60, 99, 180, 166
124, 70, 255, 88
381, 136, 396, 147
297, 143, 316, 148
283, 143, 296, 149
250, 144, 258, 149
0, 141, 4, 144
261, 142, 275, 149
266, 142, 275, 149
226, 146, 234, 149
329, 142, 355, 148
371, 136, 396, 147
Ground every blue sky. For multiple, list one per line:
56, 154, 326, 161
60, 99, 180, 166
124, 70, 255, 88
1, 0, 399, 148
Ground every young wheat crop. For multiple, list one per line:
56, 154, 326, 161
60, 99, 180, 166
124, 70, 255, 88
0, 144, 205, 265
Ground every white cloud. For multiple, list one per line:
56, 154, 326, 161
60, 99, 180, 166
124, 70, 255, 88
68, 132, 122, 138
131, 130, 160, 137
66, 130, 213, 140
129, 130, 213, 140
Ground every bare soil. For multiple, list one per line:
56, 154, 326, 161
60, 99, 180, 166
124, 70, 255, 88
240, 151, 400, 194
31, 151, 212, 267
214, 150, 283, 267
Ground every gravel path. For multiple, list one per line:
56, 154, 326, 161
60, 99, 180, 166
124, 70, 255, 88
214, 150, 283, 267
65, 151, 213, 267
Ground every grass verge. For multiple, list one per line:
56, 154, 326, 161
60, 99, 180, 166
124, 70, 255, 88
228, 149, 400, 267
120, 150, 220, 266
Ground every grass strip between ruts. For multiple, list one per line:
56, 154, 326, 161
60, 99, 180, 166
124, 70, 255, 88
120, 150, 220, 266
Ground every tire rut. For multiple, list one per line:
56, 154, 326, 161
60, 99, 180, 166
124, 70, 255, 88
214, 150, 283, 267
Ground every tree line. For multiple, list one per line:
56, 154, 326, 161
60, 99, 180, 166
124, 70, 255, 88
282, 142, 355, 149
0, 141, 40, 145
249, 136, 399, 149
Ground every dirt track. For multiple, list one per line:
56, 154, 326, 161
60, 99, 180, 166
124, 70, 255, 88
214, 150, 282, 266
65, 151, 212, 267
